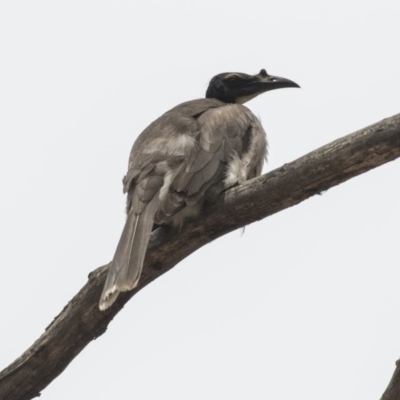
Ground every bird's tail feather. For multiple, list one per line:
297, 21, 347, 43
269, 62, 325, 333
99, 197, 160, 310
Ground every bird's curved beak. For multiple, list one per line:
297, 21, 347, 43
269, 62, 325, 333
235, 69, 299, 104
253, 68, 300, 92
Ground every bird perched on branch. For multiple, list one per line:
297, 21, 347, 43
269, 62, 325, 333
99, 69, 299, 310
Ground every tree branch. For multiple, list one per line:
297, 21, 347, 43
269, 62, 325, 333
381, 359, 400, 400
1, 113, 400, 400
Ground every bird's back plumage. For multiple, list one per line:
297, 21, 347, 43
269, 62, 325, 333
99, 98, 267, 310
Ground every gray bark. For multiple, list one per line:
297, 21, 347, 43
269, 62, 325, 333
0, 113, 400, 400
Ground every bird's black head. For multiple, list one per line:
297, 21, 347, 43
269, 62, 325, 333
205, 69, 300, 104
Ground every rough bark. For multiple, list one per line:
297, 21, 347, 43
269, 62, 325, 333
381, 360, 400, 400
0, 113, 400, 400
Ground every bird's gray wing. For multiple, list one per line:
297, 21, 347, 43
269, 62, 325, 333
99, 100, 223, 310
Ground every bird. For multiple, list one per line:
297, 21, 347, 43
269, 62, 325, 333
99, 69, 299, 310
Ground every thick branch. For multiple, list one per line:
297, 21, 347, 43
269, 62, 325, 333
1, 114, 400, 400
381, 359, 400, 400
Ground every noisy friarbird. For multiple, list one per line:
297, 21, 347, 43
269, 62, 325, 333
99, 69, 299, 310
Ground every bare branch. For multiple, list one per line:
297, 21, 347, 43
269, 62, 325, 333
0, 113, 399, 400
381, 359, 400, 400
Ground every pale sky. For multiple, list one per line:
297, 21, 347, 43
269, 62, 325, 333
1, 1, 400, 399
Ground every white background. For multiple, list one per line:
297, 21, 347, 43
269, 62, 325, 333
1, 1, 399, 399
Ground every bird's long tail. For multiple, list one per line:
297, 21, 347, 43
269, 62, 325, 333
99, 197, 160, 310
